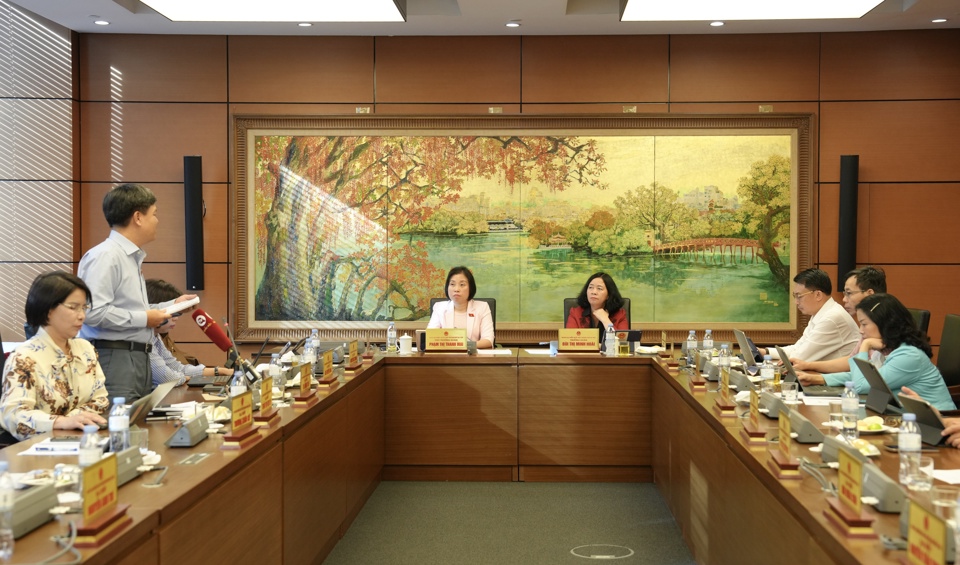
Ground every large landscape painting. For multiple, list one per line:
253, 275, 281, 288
236, 116, 810, 337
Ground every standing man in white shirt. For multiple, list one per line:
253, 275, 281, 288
78, 183, 193, 402
760, 268, 860, 363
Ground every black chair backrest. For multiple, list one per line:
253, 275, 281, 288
938, 314, 960, 388
563, 297, 631, 327
428, 297, 497, 343
908, 308, 931, 338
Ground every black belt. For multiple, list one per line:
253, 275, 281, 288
92, 339, 152, 353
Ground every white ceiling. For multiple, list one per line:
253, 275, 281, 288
9, 0, 960, 36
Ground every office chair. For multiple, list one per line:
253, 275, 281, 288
907, 308, 931, 338
563, 297, 631, 327
939, 314, 960, 396
427, 297, 497, 345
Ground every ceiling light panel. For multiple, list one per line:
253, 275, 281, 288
620, 0, 884, 21
140, 0, 406, 22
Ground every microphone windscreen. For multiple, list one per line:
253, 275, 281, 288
192, 308, 233, 352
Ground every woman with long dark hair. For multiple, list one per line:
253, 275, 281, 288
565, 272, 628, 332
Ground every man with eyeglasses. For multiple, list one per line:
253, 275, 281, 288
759, 268, 859, 363
790, 266, 887, 373
78, 184, 195, 402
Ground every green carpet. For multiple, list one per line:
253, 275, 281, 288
325, 481, 695, 564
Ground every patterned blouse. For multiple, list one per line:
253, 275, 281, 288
0, 327, 110, 441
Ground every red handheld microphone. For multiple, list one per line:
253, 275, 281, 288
192, 309, 233, 352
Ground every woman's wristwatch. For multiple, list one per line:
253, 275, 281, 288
214, 367, 220, 377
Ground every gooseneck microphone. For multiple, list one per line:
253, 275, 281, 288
192, 309, 262, 383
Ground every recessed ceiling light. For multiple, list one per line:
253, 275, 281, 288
932, 18, 947, 23
620, 0, 884, 21
94, 20, 110, 26
710, 21, 724, 27
298, 22, 312, 27
506, 21, 521, 28
140, 0, 406, 22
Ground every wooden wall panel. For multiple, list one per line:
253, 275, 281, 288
821, 30, 960, 101
375, 103, 521, 115
375, 37, 520, 103
668, 102, 820, 114
80, 183, 228, 263
670, 34, 820, 102
228, 37, 374, 103
522, 103, 668, 114
79, 35, 227, 102
229, 103, 361, 116
817, 182, 871, 265
865, 183, 960, 264
80, 102, 228, 183
820, 101, 960, 183
880, 265, 960, 347
521, 36, 668, 103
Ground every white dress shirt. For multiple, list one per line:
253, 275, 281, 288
771, 297, 860, 362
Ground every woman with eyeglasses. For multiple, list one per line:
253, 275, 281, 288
0, 272, 109, 441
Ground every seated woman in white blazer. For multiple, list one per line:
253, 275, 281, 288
427, 266, 495, 349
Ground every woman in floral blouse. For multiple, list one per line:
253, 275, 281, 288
1, 272, 109, 441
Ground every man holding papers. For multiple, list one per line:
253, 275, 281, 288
78, 184, 195, 402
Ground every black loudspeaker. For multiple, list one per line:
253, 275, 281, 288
184, 155, 205, 291
837, 155, 859, 290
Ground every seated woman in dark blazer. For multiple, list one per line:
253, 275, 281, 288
566, 272, 629, 333
427, 266, 494, 349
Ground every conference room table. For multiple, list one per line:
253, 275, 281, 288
0, 348, 951, 564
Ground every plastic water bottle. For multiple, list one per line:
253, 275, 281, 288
899, 413, 922, 486
0, 461, 13, 560
230, 369, 247, 397
841, 382, 859, 442
108, 397, 129, 453
78, 424, 102, 468
686, 330, 698, 365
269, 353, 282, 389
702, 329, 713, 353
760, 355, 775, 392
387, 322, 397, 353
601, 325, 615, 357
718, 344, 731, 381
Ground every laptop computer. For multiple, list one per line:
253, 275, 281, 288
128, 381, 177, 428
775, 346, 846, 397
732, 329, 762, 364
897, 394, 946, 445
852, 357, 904, 415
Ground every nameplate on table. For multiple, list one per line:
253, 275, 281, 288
766, 410, 801, 480
345, 339, 362, 370
906, 499, 946, 565
740, 389, 766, 445
259, 375, 273, 413
230, 391, 254, 433
322, 349, 334, 381
557, 329, 599, 352
837, 448, 863, 516
82, 453, 119, 524
293, 363, 318, 407
424, 328, 468, 351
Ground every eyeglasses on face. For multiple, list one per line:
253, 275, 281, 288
60, 302, 92, 313
842, 289, 864, 298
792, 291, 814, 300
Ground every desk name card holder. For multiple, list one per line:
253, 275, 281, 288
557, 328, 600, 352
344, 339, 363, 371
254, 375, 281, 427
77, 454, 132, 548
316, 349, 337, 388
767, 409, 802, 480
223, 390, 262, 450
901, 499, 951, 565
713, 364, 737, 418
824, 446, 878, 539
740, 389, 767, 446
166, 411, 210, 448
293, 363, 318, 408
424, 328, 468, 352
